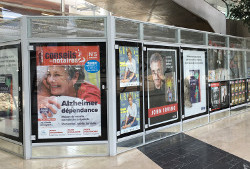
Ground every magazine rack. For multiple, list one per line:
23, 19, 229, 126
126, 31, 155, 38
0, 16, 249, 159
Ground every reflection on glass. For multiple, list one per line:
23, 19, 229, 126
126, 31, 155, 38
0, 47, 20, 138
65, 0, 108, 15
229, 51, 245, 79
208, 49, 228, 81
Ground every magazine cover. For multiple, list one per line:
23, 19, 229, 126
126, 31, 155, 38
235, 93, 239, 105
119, 46, 139, 87
238, 92, 242, 103
189, 70, 201, 103
165, 72, 176, 102
120, 91, 140, 134
238, 80, 242, 92
147, 48, 178, 126
235, 81, 239, 93
183, 50, 206, 117
242, 80, 245, 91
36, 45, 102, 139
242, 91, 246, 103
231, 81, 235, 95
220, 82, 229, 108
210, 83, 220, 111
231, 94, 235, 105
208, 70, 215, 82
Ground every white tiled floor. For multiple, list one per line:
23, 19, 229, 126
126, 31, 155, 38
186, 108, 250, 162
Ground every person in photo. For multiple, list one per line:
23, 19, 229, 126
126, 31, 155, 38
38, 65, 101, 119
121, 94, 138, 129
121, 48, 137, 83
149, 53, 166, 108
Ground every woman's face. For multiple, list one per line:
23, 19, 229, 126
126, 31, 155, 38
127, 52, 132, 61
46, 66, 74, 96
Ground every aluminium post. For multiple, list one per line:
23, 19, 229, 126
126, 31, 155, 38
21, 16, 32, 159
107, 16, 117, 156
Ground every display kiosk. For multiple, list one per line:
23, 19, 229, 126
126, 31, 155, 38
0, 16, 249, 159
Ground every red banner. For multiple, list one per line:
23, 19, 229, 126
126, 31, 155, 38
211, 83, 220, 87
148, 103, 178, 118
36, 46, 100, 66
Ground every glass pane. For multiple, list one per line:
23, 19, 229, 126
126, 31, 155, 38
0, 19, 21, 43
115, 19, 140, 40
146, 48, 178, 126
0, 139, 23, 156
65, 0, 109, 16
208, 34, 226, 47
32, 144, 108, 157
30, 42, 107, 142
116, 43, 143, 138
208, 49, 228, 81
181, 30, 205, 45
183, 50, 207, 117
0, 45, 21, 140
229, 51, 246, 79
230, 80, 247, 106
29, 17, 106, 38
143, 24, 176, 43
230, 37, 245, 49
210, 110, 230, 122
117, 135, 143, 154
246, 39, 250, 49
182, 116, 209, 131
145, 124, 181, 143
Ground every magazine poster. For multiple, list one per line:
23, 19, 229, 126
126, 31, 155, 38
147, 48, 178, 126
242, 91, 246, 103
235, 92, 239, 105
238, 80, 242, 92
120, 91, 140, 134
36, 45, 102, 139
235, 81, 239, 93
220, 82, 229, 108
183, 50, 206, 117
210, 83, 220, 111
0, 48, 19, 137
119, 46, 139, 87
238, 92, 242, 103
231, 94, 235, 105
242, 80, 246, 91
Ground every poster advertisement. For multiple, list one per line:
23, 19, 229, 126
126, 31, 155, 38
183, 50, 206, 117
248, 79, 250, 101
119, 46, 139, 87
210, 83, 220, 111
120, 91, 140, 134
220, 82, 229, 108
36, 45, 102, 139
0, 47, 19, 137
147, 48, 178, 126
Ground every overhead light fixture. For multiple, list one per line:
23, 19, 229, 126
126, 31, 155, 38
41, 12, 55, 16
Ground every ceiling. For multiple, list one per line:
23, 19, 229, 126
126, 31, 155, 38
0, 0, 214, 32
86, 0, 214, 32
